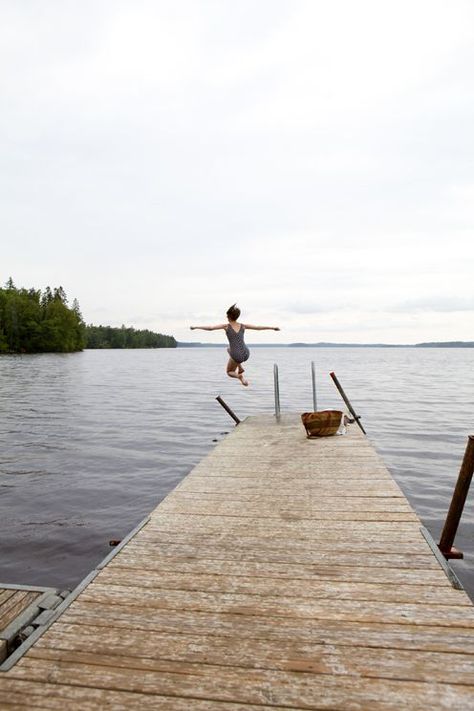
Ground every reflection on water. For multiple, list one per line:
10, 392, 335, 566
0, 347, 473, 597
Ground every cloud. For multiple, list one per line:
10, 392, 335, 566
389, 297, 474, 314
1, 1, 474, 343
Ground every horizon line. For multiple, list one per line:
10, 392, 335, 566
177, 340, 474, 348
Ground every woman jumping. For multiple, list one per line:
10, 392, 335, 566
190, 304, 280, 386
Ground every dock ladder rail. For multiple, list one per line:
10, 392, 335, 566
273, 363, 281, 418
273, 360, 317, 417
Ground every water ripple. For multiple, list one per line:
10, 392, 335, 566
0, 347, 473, 596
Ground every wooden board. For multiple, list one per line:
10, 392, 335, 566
1, 414, 474, 710
0, 590, 40, 634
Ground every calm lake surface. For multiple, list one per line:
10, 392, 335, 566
1, 347, 473, 598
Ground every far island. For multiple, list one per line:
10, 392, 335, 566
179, 341, 474, 348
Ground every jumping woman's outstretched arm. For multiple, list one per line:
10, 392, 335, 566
242, 324, 280, 331
190, 324, 227, 331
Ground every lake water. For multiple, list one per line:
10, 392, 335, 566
1, 347, 473, 599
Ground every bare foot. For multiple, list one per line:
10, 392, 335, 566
239, 375, 249, 386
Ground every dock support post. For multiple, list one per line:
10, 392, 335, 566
438, 435, 474, 559
274, 364, 281, 419
311, 361, 318, 411
215, 396, 241, 425
329, 371, 366, 434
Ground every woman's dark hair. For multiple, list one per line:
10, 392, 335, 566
226, 303, 241, 321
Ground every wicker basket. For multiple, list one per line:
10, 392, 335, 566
301, 410, 344, 438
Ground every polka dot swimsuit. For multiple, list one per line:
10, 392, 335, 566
226, 324, 250, 364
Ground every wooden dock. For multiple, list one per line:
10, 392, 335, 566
1, 414, 474, 709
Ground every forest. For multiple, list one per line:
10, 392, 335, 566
0, 279, 85, 353
0, 279, 176, 352
85, 325, 176, 349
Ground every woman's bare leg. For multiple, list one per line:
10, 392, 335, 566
226, 357, 240, 378
227, 358, 248, 386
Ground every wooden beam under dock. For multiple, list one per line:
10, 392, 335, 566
1, 414, 474, 709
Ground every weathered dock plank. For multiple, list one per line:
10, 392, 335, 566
0, 591, 40, 633
1, 588, 45, 665
58, 603, 474, 653
95, 567, 464, 604
27, 622, 474, 684
10, 652, 474, 710
1, 414, 474, 710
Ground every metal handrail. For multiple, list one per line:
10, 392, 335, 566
273, 363, 281, 419
311, 361, 318, 411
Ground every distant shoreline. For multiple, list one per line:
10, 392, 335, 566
178, 341, 474, 349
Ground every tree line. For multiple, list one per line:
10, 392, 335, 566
0, 279, 176, 353
85, 325, 176, 349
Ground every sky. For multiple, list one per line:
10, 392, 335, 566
1, 0, 474, 344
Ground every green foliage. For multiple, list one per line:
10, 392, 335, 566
0, 278, 176, 353
85, 324, 176, 349
0, 278, 86, 353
